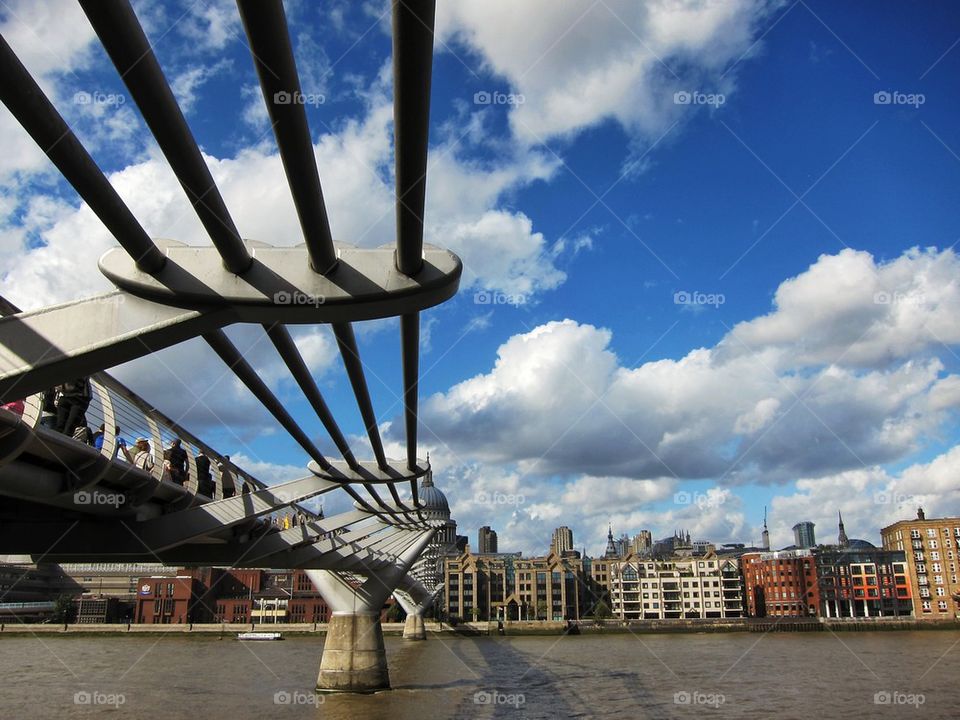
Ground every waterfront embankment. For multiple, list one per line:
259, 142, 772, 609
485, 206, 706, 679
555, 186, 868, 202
1, 616, 956, 636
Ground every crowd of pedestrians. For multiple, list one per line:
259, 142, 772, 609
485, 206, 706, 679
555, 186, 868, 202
2, 382, 301, 512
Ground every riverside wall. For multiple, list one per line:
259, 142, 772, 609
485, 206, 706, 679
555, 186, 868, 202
1, 617, 956, 636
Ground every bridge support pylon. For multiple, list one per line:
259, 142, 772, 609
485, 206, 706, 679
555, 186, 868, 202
394, 578, 438, 641
402, 613, 426, 640
305, 529, 435, 692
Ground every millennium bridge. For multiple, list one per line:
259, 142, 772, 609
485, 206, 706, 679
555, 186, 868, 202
0, 0, 453, 692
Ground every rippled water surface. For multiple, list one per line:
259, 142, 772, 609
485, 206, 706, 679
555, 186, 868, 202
1, 630, 958, 718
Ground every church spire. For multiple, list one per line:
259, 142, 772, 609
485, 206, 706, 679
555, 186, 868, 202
604, 524, 618, 557
838, 510, 849, 547
761, 506, 770, 550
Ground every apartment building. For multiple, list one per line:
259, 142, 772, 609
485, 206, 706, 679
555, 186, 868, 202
881, 509, 960, 619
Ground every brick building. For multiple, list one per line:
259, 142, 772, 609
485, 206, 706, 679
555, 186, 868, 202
741, 549, 819, 617
135, 576, 205, 624
881, 509, 960, 619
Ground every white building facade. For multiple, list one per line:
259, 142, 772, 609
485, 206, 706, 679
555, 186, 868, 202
609, 554, 743, 619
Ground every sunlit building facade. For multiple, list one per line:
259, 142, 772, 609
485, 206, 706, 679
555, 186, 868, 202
881, 510, 960, 619
610, 553, 743, 619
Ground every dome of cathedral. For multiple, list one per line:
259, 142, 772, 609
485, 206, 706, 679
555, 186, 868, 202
418, 470, 449, 516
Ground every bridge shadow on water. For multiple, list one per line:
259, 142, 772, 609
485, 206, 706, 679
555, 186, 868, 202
381, 634, 690, 720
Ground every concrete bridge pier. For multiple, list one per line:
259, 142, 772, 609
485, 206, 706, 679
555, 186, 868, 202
305, 529, 435, 692
402, 613, 426, 640
394, 577, 438, 640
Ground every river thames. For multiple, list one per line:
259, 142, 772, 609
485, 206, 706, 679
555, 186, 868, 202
1, 631, 957, 719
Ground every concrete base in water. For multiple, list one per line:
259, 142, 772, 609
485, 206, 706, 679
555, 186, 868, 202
402, 614, 425, 640
316, 612, 389, 693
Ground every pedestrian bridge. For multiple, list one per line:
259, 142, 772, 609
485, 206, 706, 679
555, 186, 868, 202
0, 0, 451, 692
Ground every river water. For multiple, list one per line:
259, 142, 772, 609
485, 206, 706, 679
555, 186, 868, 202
0, 631, 957, 719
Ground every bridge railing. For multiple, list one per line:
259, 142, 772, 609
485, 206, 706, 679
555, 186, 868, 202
12, 376, 317, 524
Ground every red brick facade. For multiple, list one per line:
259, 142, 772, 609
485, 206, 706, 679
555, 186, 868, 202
742, 550, 819, 617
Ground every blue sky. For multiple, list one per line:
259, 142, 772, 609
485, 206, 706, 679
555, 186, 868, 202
2, 0, 960, 556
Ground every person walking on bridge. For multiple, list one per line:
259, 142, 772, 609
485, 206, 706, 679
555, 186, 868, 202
167, 439, 187, 486
219, 456, 236, 498
133, 437, 155, 475
55, 377, 91, 436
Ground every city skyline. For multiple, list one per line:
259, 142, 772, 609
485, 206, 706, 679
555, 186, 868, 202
2, 1, 960, 558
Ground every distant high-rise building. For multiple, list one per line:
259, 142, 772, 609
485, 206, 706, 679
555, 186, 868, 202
551, 526, 574, 555
478, 526, 498, 553
792, 521, 816, 549
632, 530, 652, 555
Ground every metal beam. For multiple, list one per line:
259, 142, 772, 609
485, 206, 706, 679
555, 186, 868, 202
392, 0, 436, 276
78, 0, 253, 273
135, 475, 343, 550
236, 0, 338, 275
0, 34, 165, 273
265, 324, 357, 467
401, 313, 420, 504
0, 294, 233, 402
331, 323, 388, 468
202, 329, 331, 470
99, 242, 462, 320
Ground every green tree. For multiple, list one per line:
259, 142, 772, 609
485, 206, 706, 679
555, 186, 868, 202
52, 594, 75, 624
385, 602, 404, 622
591, 600, 612, 625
